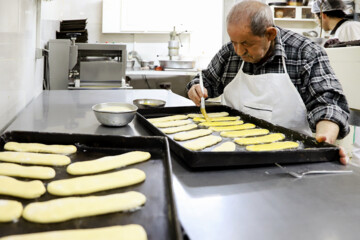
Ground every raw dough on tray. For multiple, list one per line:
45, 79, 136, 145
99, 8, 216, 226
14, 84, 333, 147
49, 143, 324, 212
0, 199, 23, 222
48, 168, 145, 196
67, 151, 151, 175
162, 124, 198, 134
22, 191, 146, 224
4, 142, 77, 155
0, 225, 147, 240
183, 135, 222, 151
0, 163, 55, 179
199, 120, 244, 127
209, 123, 256, 132
188, 112, 229, 118
148, 114, 188, 123
193, 116, 240, 122
246, 141, 299, 151
153, 119, 192, 128
0, 152, 70, 166
0, 176, 45, 199
235, 133, 285, 145
212, 142, 236, 152
174, 129, 213, 141
220, 129, 269, 138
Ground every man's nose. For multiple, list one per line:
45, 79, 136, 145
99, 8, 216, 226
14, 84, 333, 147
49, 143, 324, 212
234, 43, 247, 56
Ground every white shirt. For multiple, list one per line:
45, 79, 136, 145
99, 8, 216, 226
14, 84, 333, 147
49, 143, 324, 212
333, 20, 360, 42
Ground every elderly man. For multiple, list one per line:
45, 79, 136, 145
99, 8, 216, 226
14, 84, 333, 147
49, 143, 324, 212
186, 1, 350, 164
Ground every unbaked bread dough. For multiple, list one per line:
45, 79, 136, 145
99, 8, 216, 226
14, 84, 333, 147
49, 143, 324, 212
0, 152, 71, 166
209, 123, 256, 132
173, 129, 213, 141
0, 199, 23, 222
0, 176, 45, 199
4, 142, 77, 155
193, 116, 240, 122
153, 119, 192, 128
22, 191, 146, 223
148, 114, 188, 123
212, 142, 236, 152
48, 168, 145, 196
187, 112, 229, 118
220, 129, 269, 138
235, 133, 285, 145
0, 163, 55, 179
67, 151, 151, 175
246, 141, 299, 151
162, 124, 198, 134
0, 225, 147, 240
199, 120, 244, 127
183, 135, 222, 151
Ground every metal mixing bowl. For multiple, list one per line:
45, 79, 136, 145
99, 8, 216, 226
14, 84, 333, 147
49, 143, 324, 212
92, 102, 138, 127
133, 99, 166, 109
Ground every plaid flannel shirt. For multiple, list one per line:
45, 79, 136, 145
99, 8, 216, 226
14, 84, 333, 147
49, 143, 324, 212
186, 27, 350, 138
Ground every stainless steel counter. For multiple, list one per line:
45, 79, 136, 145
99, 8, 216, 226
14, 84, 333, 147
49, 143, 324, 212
5, 90, 360, 240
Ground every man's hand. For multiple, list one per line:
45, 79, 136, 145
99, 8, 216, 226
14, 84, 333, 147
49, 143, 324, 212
187, 84, 208, 106
316, 120, 348, 165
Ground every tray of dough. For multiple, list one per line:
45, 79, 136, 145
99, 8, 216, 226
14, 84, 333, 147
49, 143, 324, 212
0, 131, 181, 240
137, 105, 339, 169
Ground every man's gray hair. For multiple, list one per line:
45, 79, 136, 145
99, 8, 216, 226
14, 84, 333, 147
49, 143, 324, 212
226, 1, 274, 37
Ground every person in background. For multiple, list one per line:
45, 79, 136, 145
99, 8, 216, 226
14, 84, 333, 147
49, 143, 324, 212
186, 0, 350, 164
311, 0, 360, 42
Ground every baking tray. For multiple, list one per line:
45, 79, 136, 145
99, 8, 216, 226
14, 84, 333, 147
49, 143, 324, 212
137, 105, 339, 169
0, 131, 182, 240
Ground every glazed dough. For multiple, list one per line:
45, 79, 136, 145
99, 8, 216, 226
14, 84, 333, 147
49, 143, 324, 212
209, 123, 256, 132
173, 129, 213, 141
4, 142, 77, 155
246, 141, 299, 151
67, 151, 151, 175
0, 152, 71, 166
0, 176, 45, 199
162, 124, 198, 134
235, 133, 285, 145
193, 116, 240, 122
0, 199, 23, 222
0, 163, 55, 179
199, 120, 244, 127
148, 114, 188, 123
22, 191, 146, 223
0, 225, 147, 240
183, 135, 222, 151
220, 129, 269, 138
153, 119, 192, 128
212, 142, 236, 152
187, 112, 229, 118
48, 168, 145, 196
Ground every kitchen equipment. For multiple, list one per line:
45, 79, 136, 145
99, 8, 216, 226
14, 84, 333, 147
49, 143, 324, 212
133, 99, 166, 109
140, 60, 154, 68
0, 131, 182, 239
275, 163, 353, 178
127, 59, 135, 68
199, 71, 210, 121
159, 60, 196, 69
92, 102, 137, 127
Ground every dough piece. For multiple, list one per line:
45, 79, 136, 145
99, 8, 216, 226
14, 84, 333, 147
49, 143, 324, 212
153, 119, 192, 128
0, 163, 55, 179
148, 114, 188, 123
199, 120, 244, 127
4, 142, 77, 155
0, 199, 23, 222
0, 225, 147, 240
22, 191, 146, 223
173, 129, 213, 141
48, 168, 145, 196
193, 116, 240, 122
212, 142, 236, 152
220, 129, 269, 138
0, 176, 45, 199
0, 152, 70, 166
162, 124, 198, 134
209, 123, 256, 132
187, 112, 229, 118
235, 133, 285, 145
246, 141, 299, 151
67, 151, 151, 175
183, 135, 222, 151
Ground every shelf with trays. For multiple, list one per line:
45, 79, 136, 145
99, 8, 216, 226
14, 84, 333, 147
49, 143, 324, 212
270, 6, 317, 22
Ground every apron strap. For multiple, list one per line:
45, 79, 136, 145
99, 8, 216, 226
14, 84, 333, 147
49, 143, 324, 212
281, 56, 288, 74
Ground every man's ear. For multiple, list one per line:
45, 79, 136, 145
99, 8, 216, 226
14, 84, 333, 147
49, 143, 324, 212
266, 27, 277, 41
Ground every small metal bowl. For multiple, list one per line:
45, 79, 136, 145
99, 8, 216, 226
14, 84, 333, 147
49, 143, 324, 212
133, 99, 166, 109
92, 102, 138, 127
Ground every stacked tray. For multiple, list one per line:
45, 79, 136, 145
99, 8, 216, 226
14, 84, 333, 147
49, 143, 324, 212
0, 131, 181, 239
137, 105, 339, 169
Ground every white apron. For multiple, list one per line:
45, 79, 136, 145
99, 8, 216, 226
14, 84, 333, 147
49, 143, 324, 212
221, 56, 312, 136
